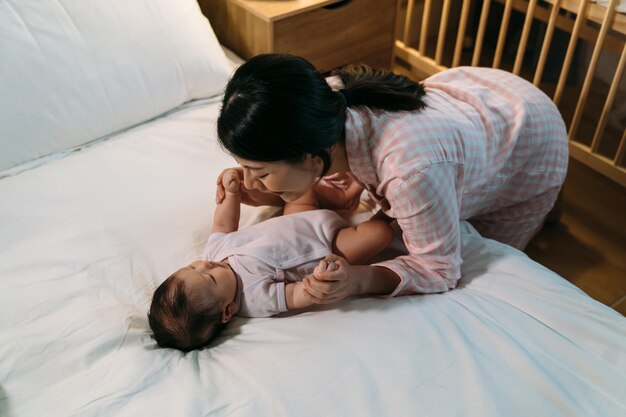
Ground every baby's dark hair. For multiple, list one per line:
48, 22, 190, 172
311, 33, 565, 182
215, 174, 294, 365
148, 273, 226, 352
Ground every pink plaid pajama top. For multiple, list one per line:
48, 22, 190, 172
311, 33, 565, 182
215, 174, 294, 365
341, 67, 568, 296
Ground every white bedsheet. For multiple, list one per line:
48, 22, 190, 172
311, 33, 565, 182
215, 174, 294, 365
1, 100, 625, 417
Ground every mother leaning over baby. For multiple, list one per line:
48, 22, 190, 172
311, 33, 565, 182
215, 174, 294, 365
214, 53, 568, 303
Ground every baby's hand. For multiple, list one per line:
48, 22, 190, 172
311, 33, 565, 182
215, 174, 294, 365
303, 255, 356, 304
313, 259, 339, 276
221, 169, 241, 194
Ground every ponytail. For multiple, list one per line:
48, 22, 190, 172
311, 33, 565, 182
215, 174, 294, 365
331, 64, 426, 112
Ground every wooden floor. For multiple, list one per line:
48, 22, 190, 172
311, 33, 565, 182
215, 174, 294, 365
525, 158, 626, 316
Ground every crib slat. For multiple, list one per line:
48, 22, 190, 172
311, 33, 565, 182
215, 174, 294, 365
592, 42, 626, 153
453, 0, 472, 67
403, 0, 416, 46
513, 0, 538, 75
472, 0, 491, 66
436, 0, 452, 65
554, 0, 589, 106
395, 40, 448, 76
493, 0, 514, 69
534, 0, 562, 86
420, 0, 433, 55
616, 129, 626, 166
569, 0, 618, 142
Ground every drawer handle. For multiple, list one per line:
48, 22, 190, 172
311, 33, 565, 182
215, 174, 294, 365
323, 0, 352, 10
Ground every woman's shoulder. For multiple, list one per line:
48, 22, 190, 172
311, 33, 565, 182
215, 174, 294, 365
347, 106, 464, 181
353, 104, 459, 148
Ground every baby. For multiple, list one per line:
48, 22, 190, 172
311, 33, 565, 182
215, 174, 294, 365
148, 169, 393, 351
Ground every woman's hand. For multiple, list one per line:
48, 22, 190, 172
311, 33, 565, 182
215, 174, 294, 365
215, 167, 284, 207
303, 255, 401, 302
302, 255, 360, 304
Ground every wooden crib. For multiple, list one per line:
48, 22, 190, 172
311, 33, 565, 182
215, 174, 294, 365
393, 0, 626, 187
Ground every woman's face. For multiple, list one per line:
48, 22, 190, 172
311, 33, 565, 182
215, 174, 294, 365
235, 156, 323, 202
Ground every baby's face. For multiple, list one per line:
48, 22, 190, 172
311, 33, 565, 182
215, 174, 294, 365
177, 260, 238, 312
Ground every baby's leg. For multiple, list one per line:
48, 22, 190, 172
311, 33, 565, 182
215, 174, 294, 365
333, 219, 394, 265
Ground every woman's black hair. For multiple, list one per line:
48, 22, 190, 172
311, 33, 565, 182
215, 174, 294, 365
217, 54, 426, 176
330, 63, 427, 112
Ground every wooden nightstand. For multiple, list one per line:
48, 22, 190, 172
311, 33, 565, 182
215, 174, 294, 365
199, 0, 398, 72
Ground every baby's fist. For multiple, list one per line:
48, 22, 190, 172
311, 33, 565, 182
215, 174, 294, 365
222, 169, 241, 194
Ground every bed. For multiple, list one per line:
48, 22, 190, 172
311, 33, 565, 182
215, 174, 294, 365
1, 1, 625, 416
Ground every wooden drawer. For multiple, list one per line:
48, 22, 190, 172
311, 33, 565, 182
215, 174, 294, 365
273, 0, 396, 71
201, 0, 397, 72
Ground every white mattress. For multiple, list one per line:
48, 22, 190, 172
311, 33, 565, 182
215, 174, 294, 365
1, 99, 625, 417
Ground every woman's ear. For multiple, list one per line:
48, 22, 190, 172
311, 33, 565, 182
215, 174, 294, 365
304, 153, 325, 175
221, 302, 237, 324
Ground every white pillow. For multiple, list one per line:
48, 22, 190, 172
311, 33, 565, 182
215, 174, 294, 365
0, 0, 232, 171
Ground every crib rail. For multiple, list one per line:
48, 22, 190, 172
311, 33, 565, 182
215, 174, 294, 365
393, 0, 626, 187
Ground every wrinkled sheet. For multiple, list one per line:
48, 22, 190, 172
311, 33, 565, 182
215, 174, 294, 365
1, 100, 625, 417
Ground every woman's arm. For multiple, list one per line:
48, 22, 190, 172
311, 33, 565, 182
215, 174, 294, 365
371, 164, 463, 296
302, 256, 401, 302
305, 165, 464, 301
286, 258, 402, 309
351, 265, 402, 296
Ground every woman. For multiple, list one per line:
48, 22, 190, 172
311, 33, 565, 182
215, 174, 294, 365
215, 54, 568, 303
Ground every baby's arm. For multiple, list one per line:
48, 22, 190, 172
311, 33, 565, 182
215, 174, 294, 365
285, 282, 316, 310
285, 273, 343, 310
212, 169, 241, 234
333, 219, 394, 265
286, 261, 345, 309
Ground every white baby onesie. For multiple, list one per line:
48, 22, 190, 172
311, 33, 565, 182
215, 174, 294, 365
203, 210, 348, 317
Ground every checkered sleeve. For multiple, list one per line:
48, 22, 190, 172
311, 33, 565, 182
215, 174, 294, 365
374, 162, 463, 296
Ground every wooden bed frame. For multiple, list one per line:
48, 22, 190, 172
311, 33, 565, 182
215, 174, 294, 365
393, 0, 626, 187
